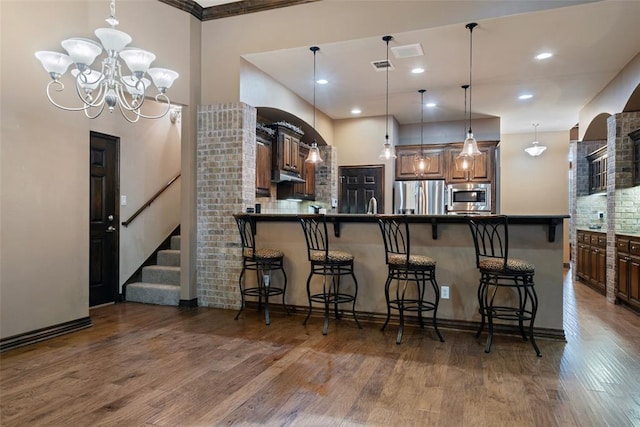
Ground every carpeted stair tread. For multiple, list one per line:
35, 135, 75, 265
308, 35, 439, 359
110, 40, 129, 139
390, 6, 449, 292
126, 282, 179, 306
157, 249, 180, 267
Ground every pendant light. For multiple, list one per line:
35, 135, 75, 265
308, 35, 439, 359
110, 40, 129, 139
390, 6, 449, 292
305, 46, 323, 163
378, 35, 397, 160
525, 123, 547, 157
456, 84, 472, 171
458, 22, 481, 158
414, 89, 429, 176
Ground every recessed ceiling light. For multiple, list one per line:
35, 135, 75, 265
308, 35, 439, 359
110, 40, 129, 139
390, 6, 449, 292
316, 79, 328, 85
411, 67, 425, 74
519, 94, 534, 100
536, 52, 553, 60
426, 102, 436, 108
351, 108, 362, 115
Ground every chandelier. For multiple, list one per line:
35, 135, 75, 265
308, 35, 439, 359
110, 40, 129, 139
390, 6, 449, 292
35, 0, 179, 123
525, 123, 547, 157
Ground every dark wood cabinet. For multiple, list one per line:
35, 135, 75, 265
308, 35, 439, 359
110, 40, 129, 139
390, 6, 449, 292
446, 142, 495, 183
631, 129, 640, 187
277, 144, 315, 201
270, 125, 302, 175
616, 235, 640, 312
395, 146, 445, 180
587, 146, 608, 194
255, 131, 273, 197
576, 230, 607, 295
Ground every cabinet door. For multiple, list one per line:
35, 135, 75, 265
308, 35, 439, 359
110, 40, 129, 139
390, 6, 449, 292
282, 134, 293, 171
395, 146, 445, 180
577, 243, 588, 280
617, 254, 629, 300
256, 141, 272, 195
446, 145, 493, 183
596, 249, 607, 287
629, 256, 640, 303
304, 161, 315, 199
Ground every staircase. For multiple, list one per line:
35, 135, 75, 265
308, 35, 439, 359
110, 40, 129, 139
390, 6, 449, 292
126, 235, 181, 306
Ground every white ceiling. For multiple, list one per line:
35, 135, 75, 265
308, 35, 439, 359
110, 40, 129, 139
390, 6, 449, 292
202, 1, 640, 135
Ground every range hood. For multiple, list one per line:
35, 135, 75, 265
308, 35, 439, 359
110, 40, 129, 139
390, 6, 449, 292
272, 169, 306, 184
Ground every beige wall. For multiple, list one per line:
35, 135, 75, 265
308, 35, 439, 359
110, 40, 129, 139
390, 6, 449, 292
579, 53, 640, 141
333, 116, 400, 214
0, 0, 192, 339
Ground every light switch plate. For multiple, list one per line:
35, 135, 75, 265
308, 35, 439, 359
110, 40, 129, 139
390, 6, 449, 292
121, 195, 127, 206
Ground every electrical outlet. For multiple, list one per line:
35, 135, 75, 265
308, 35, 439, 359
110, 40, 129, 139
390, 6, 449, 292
598, 211, 605, 219
441, 286, 449, 299
331, 198, 338, 208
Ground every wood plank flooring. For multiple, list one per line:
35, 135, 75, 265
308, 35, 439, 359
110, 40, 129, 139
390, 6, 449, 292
2, 269, 639, 426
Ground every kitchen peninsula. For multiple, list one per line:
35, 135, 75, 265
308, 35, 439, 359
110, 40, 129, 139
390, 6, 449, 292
247, 213, 568, 339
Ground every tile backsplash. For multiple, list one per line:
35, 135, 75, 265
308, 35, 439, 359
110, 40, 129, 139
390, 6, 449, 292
615, 185, 640, 235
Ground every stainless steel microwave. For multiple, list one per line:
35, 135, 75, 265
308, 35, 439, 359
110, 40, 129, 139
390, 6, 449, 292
446, 183, 492, 214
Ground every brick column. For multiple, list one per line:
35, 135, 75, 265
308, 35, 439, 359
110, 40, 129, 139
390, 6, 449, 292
197, 103, 256, 308
606, 111, 640, 302
316, 145, 338, 207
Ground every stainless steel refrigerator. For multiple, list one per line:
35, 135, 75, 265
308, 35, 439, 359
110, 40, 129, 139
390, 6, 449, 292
393, 180, 446, 215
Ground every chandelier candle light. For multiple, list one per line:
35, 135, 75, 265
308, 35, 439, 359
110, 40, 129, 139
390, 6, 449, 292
457, 22, 482, 164
379, 35, 397, 160
414, 89, 429, 176
525, 123, 547, 157
305, 46, 323, 163
35, 0, 179, 123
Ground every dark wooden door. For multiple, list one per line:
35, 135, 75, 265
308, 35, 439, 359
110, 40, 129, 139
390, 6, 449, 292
89, 132, 119, 307
339, 165, 384, 214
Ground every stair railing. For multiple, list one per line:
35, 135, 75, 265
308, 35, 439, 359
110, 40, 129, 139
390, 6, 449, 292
121, 173, 181, 227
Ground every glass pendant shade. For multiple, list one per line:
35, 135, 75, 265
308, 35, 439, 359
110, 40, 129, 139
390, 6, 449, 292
379, 140, 397, 160
94, 28, 131, 52
120, 48, 156, 74
525, 143, 547, 157
461, 131, 481, 156
147, 68, 179, 92
306, 142, 323, 163
61, 38, 102, 66
35, 51, 73, 76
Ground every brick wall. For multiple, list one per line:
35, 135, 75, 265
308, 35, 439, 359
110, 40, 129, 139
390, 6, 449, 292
197, 103, 256, 308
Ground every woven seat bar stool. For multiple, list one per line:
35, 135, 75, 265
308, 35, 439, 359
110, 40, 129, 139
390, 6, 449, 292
377, 215, 444, 344
233, 213, 289, 325
468, 215, 541, 356
299, 214, 362, 335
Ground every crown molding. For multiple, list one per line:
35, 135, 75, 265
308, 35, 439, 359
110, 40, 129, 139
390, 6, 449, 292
158, 0, 319, 21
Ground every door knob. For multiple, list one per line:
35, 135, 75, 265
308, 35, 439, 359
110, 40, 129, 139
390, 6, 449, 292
106, 226, 116, 232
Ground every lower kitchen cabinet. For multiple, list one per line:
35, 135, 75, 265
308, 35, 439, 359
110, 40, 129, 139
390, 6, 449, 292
616, 235, 640, 312
255, 136, 272, 196
576, 230, 607, 295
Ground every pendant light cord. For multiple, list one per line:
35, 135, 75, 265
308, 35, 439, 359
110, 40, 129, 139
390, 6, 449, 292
383, 36, 392, 144
311, 46, 318, 145
466, 23, 477, 135
419, 89, 425, 156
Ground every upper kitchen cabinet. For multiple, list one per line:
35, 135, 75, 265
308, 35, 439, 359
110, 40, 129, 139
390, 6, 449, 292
587, 145, 608, 194
395, 145, 445, 180
630, 129, 640, 187
446, 141, 497, 184
277, 143, 315, 200
270, 123, 302, 176
255, 125, 274, 197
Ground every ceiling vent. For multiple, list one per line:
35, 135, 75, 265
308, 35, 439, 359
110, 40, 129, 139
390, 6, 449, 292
391, 43, 424, 59
371, 59, 394, 72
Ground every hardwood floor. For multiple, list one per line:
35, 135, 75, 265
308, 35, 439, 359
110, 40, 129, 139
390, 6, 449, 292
1, 269, 639, 426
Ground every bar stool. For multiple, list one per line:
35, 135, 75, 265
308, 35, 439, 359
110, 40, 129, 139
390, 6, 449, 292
299, 214, 362, 335
377, 215, 444, 344
233, 213, 289, 325
468, 215, 541, 356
